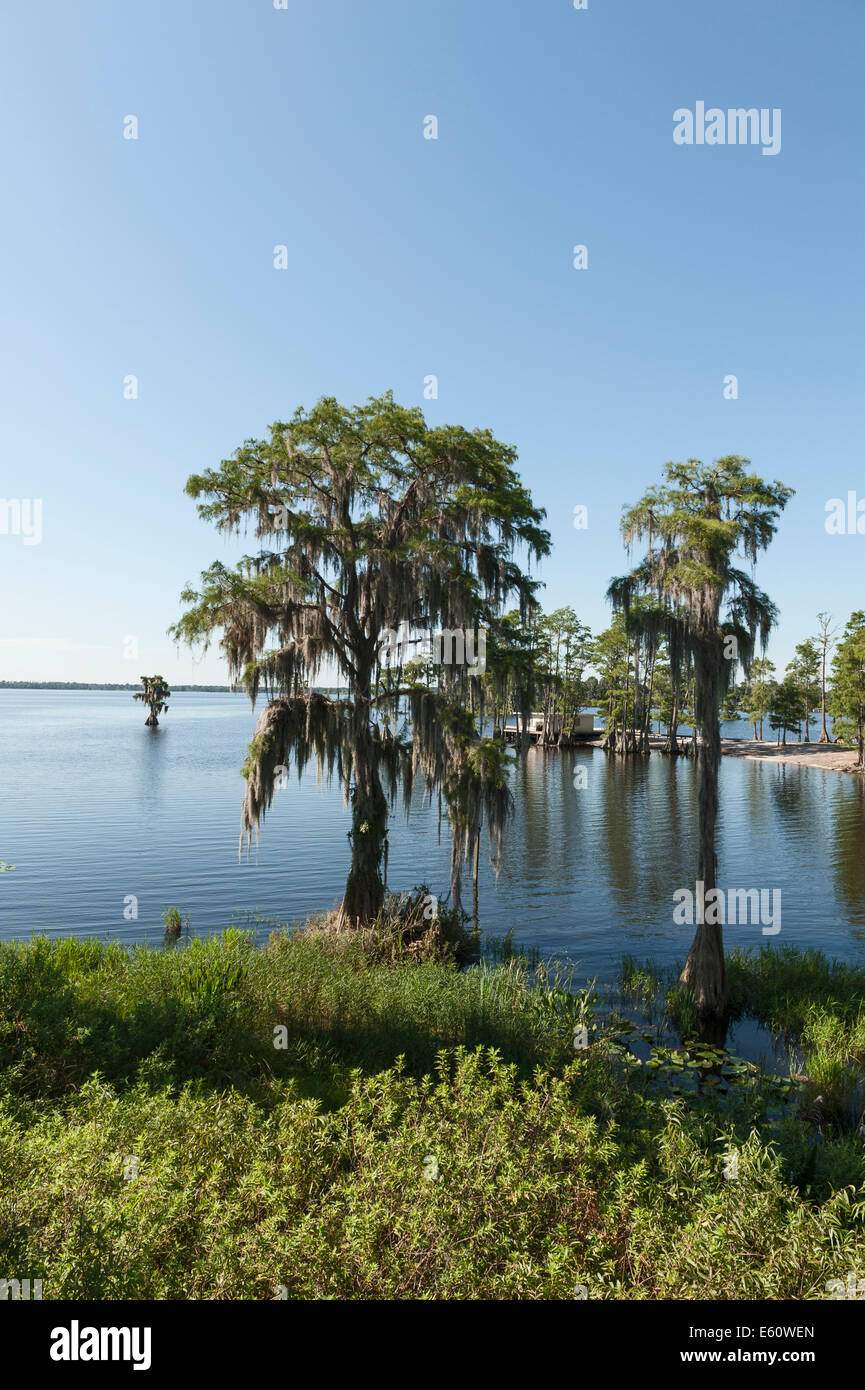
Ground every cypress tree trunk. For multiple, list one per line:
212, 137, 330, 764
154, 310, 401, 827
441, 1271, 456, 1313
679, 640, 729, 1036
340, 697, 388, 925
542, 687, 552, 746
632, 635, 641, 751
642, 647, 656, 752
665, 685, 680, 755
519, 699, 531, 756
622, 643, 632, 753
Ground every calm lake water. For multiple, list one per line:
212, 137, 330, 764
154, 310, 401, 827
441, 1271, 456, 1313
1, 690, 864, 983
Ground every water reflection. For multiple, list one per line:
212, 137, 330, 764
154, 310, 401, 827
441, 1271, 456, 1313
2, 690, 865, 980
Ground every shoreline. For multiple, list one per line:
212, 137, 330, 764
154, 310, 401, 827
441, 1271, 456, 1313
720, 738, 862, 773
583, 734, 863, 774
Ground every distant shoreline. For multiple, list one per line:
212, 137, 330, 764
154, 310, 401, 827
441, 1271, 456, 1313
5, 691, 860, 773
0, 683, 347, 694
0, 682, 236, 692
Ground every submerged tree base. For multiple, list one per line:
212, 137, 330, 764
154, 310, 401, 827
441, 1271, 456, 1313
678, 922, 730, 1044
306, 885, 479, 966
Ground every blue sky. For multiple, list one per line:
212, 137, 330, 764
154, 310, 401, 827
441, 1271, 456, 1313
1, 0, 862, 683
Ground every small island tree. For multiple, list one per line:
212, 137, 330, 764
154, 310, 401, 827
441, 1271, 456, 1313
134, 676, 171, 727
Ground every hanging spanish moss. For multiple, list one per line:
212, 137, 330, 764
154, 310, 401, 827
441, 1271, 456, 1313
608, 457, 793, 1032
410, 691, 513, 912
171, 393, 549, 926
240, 691, 414, 850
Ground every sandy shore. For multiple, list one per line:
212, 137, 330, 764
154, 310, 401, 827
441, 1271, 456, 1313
605, 735, 865, 773
721, 738, 862, 773
587, 734, 862, 773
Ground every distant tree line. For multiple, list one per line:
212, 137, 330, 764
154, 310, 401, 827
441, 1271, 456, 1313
0, 682, 234, 691
494, 605, 865, 765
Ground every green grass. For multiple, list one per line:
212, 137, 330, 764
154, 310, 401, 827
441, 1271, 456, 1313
0, 925, 564, 1107
1, 929, 865, 1299
726, 944, 865, 1032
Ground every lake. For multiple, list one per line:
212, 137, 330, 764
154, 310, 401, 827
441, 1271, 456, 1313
1, 689, 864, 984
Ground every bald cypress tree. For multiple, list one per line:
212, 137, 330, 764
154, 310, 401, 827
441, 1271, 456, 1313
171, 393, 548, 926
134, 676, 170, 727
608, 457, 793, 1030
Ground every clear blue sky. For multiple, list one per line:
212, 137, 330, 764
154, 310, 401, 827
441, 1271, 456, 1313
1, 0, 862, 683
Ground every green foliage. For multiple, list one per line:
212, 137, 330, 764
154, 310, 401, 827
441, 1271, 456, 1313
2, 934, 865, 1299
726, 944, 865, 1031
768, 675, 801, 741
170, 392, 551, 923
742, 657, 775, 737
531, 962, 600, 1041
162, 907, 188, 935
787, 638, 821, 738
174, 945, 249, 1017
133, 676, 170, 723
830, 611, 865, 759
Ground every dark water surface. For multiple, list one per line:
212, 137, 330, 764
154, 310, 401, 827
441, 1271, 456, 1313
1, 690, 864, 984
